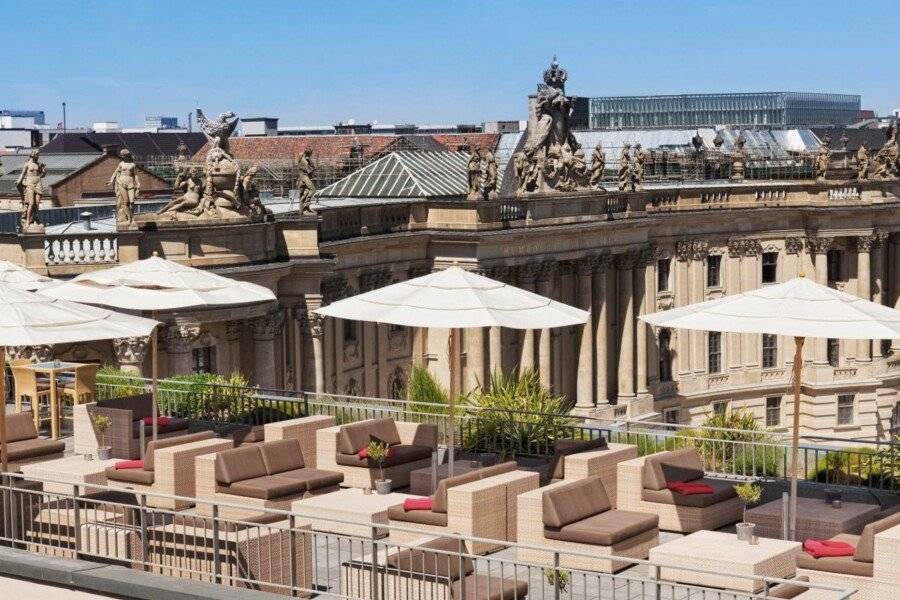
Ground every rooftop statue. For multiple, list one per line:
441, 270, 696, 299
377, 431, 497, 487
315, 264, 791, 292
108, 148, 139, 225
482, 149, 498, 200
466, 149, 482, 200
197, 108, 238, 155
815, 136, 832, 182
296, 147, 316, 214
730, 132, 747, 182
159, 167, 202, 215
633, 143, 645, 190
857, 143, 870, 180
618, 144, 634, 192
589, 142, 606, 190
176, 141, 190, 162
872, 122, 899, 180
240, 163, 271, 219
199, 146, 243, 218
16, 150, 45, 232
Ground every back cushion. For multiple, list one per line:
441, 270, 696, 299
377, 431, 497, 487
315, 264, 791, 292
477, 461, 517, 479
143, 430, 214, 471
215, 446, 267, 484
260, 439, 305, 474
542, 476, 610, 529
433, 470, 483, 514
643, 448, 704, 490
104, 394, 154, 420
550, 437, 609, 480
386, 536, 474, 580
6, 412, 37, 443
338, 418, 401, 454
854, 511, 900, 563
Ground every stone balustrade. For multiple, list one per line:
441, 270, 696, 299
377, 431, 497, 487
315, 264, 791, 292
44, 234, 119, 266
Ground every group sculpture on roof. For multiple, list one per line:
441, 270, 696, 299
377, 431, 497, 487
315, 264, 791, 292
466, 147, 498, 200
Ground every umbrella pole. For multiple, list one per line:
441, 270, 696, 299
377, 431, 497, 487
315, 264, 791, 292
151, 314, 159, 445
789, 336, 804, 541
447, 328, 460, 477
1, 346, 7, 474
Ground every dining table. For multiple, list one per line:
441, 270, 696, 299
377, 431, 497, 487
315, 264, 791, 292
21, 360, 86, 439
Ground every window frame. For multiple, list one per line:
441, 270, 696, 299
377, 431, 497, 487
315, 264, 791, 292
706, 255, 722, 288
766, 396, 782, 427
657, 258, 671, 293
658, 328, 673, 382
836, 394, 855, 426
191, 346, 216, 375
827, 338, 840, 368
826, 249, 842, 285
761, 251, 778, 284
708, 331, 722, 374
762, 333, 778, 368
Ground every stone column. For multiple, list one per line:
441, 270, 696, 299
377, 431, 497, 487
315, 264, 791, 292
537, 263, 555, 389
575, 257, 595, 408
308, 315, 326, 394
466, 327, 486, 392
871, 232, 888, 357
489, 326, 502, 376
689, 242, 708, 373
517, 264, 538, 373
252, 312, 281, 388
856, 235, 874, 362
224, 320, 243, 375
593, 256, 612, 405
617, 253, 636, 402
164, 324, 200, 376
892, 235, 900, 352
740, 241, 762, 367
726, 242, 744, 370
674, 242, 692, 375
112, 337, 150, 375
806, 236, 833, 364
635, 250, 651, 395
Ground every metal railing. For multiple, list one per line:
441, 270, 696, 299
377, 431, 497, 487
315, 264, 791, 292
92, 377, 900, 493
0, 473, 857, 600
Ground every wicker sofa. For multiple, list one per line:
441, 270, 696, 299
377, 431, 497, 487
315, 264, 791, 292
796, 515, 900, 600
517, 475, 658, 573
104, 430, 233, 510
3, 411, 65, 470
74, 394, 190, 459
616, 447, 742, 532
316, 418, 438, 489
387, 461, 539, 554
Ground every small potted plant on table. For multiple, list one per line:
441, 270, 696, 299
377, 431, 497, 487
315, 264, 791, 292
734, 481, 762, 542
93, 414, 112, 461
366, 440, 393, 495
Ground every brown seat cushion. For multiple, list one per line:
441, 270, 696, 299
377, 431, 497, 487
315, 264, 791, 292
215, 445, 267, 485
278, 467, 343, 491
100, 394, 154, 420
386, 536, 474, 580
542, 476, 611, 529
105, 466, 155, 485
433, 470, 484, 514
544, 509, 658, 546
641, 477, 737, 508
6, 412, 38, 443
6, 438, 66, 461
143, 430, 214, 471
767, 576, 809, 599
547, 437, 609, 481
854, 510, 900, 562
226, 474, 306, 500
642, 448, 704, 491
476, 461, 518, 479
260, 439, 305, 474
335, 444, 432, 469
338, 418, 402, 454
452, 574, 529, 600
387, 503, 449, 527
131, 417, 189, 438
796, 551, 873, 577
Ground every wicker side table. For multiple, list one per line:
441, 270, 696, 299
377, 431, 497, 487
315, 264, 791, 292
746, 497, 879, 540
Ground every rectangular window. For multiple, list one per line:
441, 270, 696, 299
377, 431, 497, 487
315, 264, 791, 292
658, 329, 673, 382
657, 258, 670, 292
706, 255, 721, 288
827, 338, 840, 368
708, 331, 722, 374
766, 396, 781, 427
762, 252, 778, 284
191, 346, 216, 374
762, 334, 778, 368
663, 408, 679, 425
712, 401, 728, 416
892, 403, 900, 434
837, 394, 855, 426
827, 249, 842, 285
343, 321, 358, 343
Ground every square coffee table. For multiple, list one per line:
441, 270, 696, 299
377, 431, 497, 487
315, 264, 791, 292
20, 455, 119, 495
746, 496, 880, 541
649, 530, 801, 593
409, 460, 483, 496
291, 487, 414, 538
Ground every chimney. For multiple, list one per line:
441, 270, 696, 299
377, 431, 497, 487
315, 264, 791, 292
101, 143, 119, 156
80, 211, 93, 231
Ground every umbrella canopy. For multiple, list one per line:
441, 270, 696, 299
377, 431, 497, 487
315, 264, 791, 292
640, 276, 900, 339
315, 266, 589, 328
39, 255, 276, 311
0, 260, 55, 291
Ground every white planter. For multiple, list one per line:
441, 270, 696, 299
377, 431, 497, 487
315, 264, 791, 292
97, 446, 112, 461
736, 522, 755, 542
374, 479, 392, 495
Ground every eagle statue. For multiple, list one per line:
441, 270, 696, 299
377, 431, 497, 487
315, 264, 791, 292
196, 109, 239, 154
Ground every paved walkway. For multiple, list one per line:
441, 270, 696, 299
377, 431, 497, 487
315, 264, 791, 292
0, 575, 122, 599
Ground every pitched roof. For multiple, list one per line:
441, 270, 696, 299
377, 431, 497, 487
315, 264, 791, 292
317, 151, 497, 199
0, 152, 102, 196
41, 132, 207, 159
193, 134, 400, 163
811, 127, 891, 152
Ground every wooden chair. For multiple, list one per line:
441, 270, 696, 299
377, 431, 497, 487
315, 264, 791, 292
60, 363, 98, 405
10, 365, 50, 431
4, 359, 31, 405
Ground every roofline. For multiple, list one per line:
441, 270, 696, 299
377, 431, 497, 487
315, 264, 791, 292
588, 91, 861, 101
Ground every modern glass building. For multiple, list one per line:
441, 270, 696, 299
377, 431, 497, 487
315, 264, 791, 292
589, 92, 860, 129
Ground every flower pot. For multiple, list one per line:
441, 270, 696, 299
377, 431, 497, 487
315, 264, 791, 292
97, 446, 111, 461
374, 479, 392, 495
736, 522, 755, 542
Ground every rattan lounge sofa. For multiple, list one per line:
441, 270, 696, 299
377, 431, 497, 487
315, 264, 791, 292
4, 411, 65, 470
517, 475, 659, 573
387, 461, 539, 554
796, 515, 900, 600
616, 447, 743, 532
316, 417, 438, 489
74, 394, 190, 459
103, 430, 233, 510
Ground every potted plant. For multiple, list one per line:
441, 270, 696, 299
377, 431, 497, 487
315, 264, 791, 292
546, 569, 569, 594
93, 414, 112, 461
734, 481, 762, 542
367, 440, 393, 494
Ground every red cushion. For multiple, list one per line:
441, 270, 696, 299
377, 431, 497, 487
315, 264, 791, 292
357, 446, 396, 459
803, 539, 856, 558
141, 416, 171, 427
403, 497, 433, 511
666, 481, 715, 495
114, 459, 144, 470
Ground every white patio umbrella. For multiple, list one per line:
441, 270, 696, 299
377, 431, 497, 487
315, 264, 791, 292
315, 266, 590, 474
640, 276, 900, 541
0, 284, 160, 471
40, 254, 276, 442
0, 260, 55, 291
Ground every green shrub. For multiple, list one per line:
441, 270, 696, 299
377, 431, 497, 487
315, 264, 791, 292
95, 365, 146, 399
685, 411, 784, 477
156, 372, 258, 422
807, 446, 879, 486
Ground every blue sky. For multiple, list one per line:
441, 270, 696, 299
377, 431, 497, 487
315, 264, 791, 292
3, 1, 897, 128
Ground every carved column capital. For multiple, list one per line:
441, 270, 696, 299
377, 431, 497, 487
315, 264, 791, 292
484, 265, 510, 280
360, 269, 391, 292
252, 311, 282, 341
516, 262, 540, 285
301, 313, 325, 337
615, 251, 640, 270
7, 345, 53, 362
728, 238, 763, 258
536, 260, 556, 283
164, 324, 200, 354
676, 240, 709, 261
224, 320, 244, 341
784, 237, 803, 255
804, 235, 833, 255
321, 276, 351, 304
593, 254, 613, 273
112, 336, 150, 365
407, 265, 431, 279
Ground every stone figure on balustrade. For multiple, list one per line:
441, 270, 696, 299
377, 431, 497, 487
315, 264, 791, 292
482, 149, 498, 200
589, 143, 606, 189
16, 150, 45, 231
466, 149, 482, 200
108, 149, 140, 224
296, 147, 316, 214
